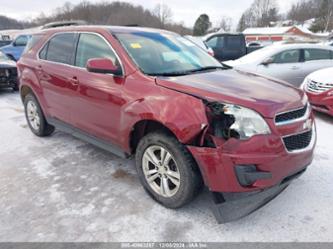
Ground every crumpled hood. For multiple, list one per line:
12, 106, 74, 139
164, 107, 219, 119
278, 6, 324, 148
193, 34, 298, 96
156, 69, 305, 118
0, 60, 17, 69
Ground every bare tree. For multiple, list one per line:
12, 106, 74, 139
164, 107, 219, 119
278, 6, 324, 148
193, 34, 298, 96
219, 16, 232, 32
237, 0, 279, 29
153, 4, 173, 28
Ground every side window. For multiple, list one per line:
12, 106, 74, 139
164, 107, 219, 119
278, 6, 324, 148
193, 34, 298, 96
39, 42, 48, 60
206, 36, 219, 49
46, 33, 76, 64
272, 49, 300, 64
14, 35, 29, 46
75, 33, 118, 68
23, 34, 43, 54
304, 49, 331, 61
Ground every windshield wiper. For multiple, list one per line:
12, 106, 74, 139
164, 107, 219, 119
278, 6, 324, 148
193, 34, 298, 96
149, 71, 192, 77
190, 66, 226, 73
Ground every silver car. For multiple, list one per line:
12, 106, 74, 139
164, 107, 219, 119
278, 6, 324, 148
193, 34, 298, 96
225, 43, 333, 87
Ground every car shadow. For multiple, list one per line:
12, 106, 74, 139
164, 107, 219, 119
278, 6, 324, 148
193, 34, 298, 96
314, 111, 333, 125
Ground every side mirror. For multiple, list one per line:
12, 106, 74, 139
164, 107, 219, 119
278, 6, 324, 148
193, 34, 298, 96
261, 57, 274, 66
86, 58, 122, 76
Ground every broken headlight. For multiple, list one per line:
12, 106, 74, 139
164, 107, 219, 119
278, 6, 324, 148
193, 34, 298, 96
206, 102, 271, 140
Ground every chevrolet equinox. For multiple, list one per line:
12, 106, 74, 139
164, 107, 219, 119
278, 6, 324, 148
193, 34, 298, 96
17, 26, 316, 223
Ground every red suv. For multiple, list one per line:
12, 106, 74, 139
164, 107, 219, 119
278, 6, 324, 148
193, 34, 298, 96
18, 26, 316, 223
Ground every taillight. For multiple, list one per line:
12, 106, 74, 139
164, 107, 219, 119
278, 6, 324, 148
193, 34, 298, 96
208, 50, 214, 57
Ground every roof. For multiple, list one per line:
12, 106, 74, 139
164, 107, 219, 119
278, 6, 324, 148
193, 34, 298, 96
243, 25, 329, 38
243, 26, 293, 35
38, 25, 176, 36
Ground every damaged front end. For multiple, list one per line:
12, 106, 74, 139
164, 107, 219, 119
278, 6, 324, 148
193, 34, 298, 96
188, 100, 310, 223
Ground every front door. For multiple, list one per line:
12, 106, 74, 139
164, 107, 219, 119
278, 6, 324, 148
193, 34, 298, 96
257, 49, 302, 86
68, 33, 126, 144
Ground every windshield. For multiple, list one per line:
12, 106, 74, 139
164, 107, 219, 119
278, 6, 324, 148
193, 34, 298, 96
115, 32, 223, 76
0, 52, 9, 61
234, 45, 277, 64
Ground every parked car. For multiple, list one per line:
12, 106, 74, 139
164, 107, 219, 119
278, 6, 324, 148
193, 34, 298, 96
184, 35, 214, 57
0, 34, 31, 61
18, 26, 315, 223
246, 42, 264, 54
225, 43, 333, 87
302, 67, 333, 116
0, 21, 86, 61
204, 33, 247, 61
0, 51, 18, 90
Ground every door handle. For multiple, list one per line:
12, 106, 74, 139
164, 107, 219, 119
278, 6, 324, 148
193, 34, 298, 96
291, 66, 299, 70
70, 76, 79, 85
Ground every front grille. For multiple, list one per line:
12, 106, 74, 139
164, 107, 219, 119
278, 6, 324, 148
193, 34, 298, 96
283, 130, 312, 152
307, 80, 333, 94
275, 104, 308, 124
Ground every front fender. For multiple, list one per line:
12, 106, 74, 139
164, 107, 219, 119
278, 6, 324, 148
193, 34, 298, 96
120, 87, 209, 152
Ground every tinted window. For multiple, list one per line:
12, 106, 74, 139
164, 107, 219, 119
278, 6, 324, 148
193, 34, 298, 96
226, 36, 244, 50
46, 33, 76, 64
304, 49, 331, 61
39, 42, 48, 60
75, 33, 117, 68
272, 49, 300, 64
15, 35, 29, 46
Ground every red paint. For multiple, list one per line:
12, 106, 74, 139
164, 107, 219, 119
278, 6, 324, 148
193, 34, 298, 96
86, 58, 120, 73
306, 90, 333, 116
17, 26, 315, 193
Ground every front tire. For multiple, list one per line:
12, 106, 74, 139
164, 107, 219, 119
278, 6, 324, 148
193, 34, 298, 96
24, 93, 54, 137
135, 132, 203, 209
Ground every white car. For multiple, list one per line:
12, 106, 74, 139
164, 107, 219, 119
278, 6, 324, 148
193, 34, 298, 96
301, 67, 333, 116
225, 43, 333, 87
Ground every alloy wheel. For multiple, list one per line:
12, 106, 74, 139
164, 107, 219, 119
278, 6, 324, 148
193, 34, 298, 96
142, 145, 181, 198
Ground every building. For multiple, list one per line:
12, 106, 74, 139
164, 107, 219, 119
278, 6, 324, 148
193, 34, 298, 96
243, 26, 329, 45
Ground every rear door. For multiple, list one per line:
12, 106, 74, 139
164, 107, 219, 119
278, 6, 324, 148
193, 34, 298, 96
36, 32, 77, 123
256, 49, 302, 86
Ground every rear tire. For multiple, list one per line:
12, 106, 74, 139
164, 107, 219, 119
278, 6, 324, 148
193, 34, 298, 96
24, 93, 54, 137
135, 132, 203, 209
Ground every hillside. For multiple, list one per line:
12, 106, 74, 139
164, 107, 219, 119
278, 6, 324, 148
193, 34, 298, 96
0, 1, 191, 35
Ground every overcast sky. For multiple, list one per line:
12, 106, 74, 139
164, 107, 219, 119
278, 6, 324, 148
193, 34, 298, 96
0, 0, 298, 28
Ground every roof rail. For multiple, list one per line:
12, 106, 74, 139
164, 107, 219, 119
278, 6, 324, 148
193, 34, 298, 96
41, 20, 87, 30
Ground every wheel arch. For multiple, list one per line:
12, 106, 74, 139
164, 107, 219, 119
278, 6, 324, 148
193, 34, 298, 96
129, 119, 177, 154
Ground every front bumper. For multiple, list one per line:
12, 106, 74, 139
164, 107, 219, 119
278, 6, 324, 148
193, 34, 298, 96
211, 167, 307, 223
187, 114, 315, 223
306, 91, 333, 116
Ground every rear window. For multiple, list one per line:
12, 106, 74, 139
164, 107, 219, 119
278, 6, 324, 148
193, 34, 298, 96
41, 33, 76, 65
304, 49, 332, 61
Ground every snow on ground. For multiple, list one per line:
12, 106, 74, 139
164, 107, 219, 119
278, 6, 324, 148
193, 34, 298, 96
0, 90, 332, 242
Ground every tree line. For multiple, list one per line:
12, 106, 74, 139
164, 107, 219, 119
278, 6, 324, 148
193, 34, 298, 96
0, 0, 332, 36
0, 1, 191, 35
193, 0, 333, 35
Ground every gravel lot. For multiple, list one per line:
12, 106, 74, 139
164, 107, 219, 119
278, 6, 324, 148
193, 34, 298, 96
0, 89, 332, 242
